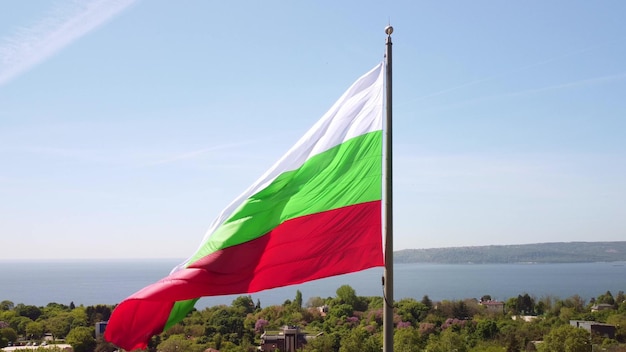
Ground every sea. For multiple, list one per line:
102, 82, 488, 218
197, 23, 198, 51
1, 260, 625, 309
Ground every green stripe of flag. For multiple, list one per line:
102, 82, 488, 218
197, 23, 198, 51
187, 130, 382, 265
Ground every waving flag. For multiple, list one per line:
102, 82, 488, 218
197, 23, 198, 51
105, 63, 385, 350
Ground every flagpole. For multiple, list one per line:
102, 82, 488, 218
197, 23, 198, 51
383, 25, 394, 352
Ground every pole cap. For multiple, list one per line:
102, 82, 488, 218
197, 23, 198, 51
385, 25, 394, 35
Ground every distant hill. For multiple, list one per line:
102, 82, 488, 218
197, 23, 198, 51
394, 241, 626, 264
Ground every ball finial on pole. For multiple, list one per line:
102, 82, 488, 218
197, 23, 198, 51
385, 25, 393, 36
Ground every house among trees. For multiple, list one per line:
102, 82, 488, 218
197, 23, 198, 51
570, 320, 616, 339
259, 326, 321, 352
591, 303, 614, 312
478, 300, 505, 314
316, 305, 329, 317
95, 321, 107, 339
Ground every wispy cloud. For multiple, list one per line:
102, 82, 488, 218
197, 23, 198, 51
1, 141, 261, 168
418, 72, 626, 114
405, 40, 624, 106
504, 72, 626, 97
143, 141, 259, 167
0, 0, 138, 86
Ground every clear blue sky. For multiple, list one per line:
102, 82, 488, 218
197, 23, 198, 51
1, 1, 625, 260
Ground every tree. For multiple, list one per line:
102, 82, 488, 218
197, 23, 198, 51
0, 327, 17, 346
516, 294, 534, 315
421, 295, 433, 309
84, 305, 111, 325
0, 301, 14, 311
25, 321, 44, 339
9, 316, 32, 335
606, 314, 626, 342
94, 337, 117, 352
303, 332, 339, 352
453, 300, 470, 319
336, 285, 358, 310
395, 299, 429, 324
156, 334, 193, 352
538, 295, 554, 315
535, 300, 546, 315
254, 319, 268, 334
231, 296, 255, 314
44, 302, 69, 313
564, 327, 592, 352
45, 313, 72, 340
597, 291, 615, 305
66, 326, 96, 352
70, 307, 88, 328
470, 341, 510, 352
505, 297, 519, 315
293, 290, 303, 310
327, 304, 354, 320
425, 329, 468, 352
15, 304, 42, 321
205, 307, 246, 345
306, 296, 326, 308
615, 291, 625, 305
394, 326, 423, 352
339, 328, 381, 352
543, 324, 591, 352
475, 319, 499, 339
567, 294, 586, 313
0, 310, 16, 325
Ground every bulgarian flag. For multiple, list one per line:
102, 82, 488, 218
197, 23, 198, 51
105, 63, 385, 351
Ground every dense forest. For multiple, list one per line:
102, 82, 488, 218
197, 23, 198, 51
395, 241, 626, 264
2, 286, 626, 352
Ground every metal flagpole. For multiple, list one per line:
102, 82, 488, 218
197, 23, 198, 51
383, 25, 394, 352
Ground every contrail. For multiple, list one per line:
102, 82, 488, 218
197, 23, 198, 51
0, 0, 138, 87
505, 72, 626, 97
403, 40, 624, 106
142, 141, 260, 167
418, 72, 626, 114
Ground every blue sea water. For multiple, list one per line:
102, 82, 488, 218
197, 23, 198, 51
1, 260, 625, 309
